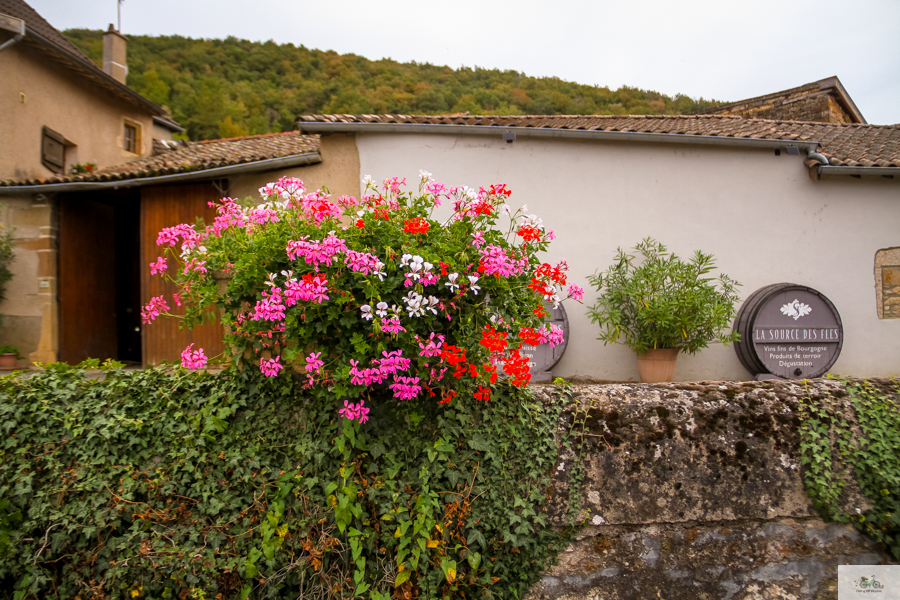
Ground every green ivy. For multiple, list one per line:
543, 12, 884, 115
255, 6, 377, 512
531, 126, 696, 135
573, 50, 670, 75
0, 364, 578, 599
799, 377, 900, 560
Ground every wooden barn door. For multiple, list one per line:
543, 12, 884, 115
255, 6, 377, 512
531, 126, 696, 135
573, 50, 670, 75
141, 184, 225, 365
58, 197, 117, 363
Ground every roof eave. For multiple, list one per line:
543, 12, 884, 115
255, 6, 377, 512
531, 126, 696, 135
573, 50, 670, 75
829, 76, 867, 125
0, 151, 321, 194
299, 120, 821, 153
24, 27, 174, 121
152, 115, 186, 133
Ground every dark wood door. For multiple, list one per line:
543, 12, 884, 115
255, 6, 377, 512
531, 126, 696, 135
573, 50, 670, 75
58, 197, 118, 363
140, 184, 225, 365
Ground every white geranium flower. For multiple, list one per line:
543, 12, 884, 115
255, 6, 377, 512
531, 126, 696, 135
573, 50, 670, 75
445, 273, 460, 293
467, 275, 481, 295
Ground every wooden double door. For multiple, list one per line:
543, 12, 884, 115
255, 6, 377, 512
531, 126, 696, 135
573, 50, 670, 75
58, 183, 225, 365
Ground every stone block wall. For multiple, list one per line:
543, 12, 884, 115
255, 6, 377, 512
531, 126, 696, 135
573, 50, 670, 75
711, 90, 855, 124
0, 194, 57, 365
526, 380, 896, 600
875, 247, 900, 319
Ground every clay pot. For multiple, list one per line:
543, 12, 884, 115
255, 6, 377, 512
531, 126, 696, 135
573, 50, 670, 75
636, 348, 679, 383
0, 353, 17, 370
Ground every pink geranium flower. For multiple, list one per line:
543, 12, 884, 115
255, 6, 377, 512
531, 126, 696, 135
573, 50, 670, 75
149, 257, 167, 275
180, 344, 208, 369
260, 355, 283, 377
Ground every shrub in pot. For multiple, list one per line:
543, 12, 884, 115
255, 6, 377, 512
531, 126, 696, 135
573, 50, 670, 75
0, 343, 19, 370
587, 237, 741, 382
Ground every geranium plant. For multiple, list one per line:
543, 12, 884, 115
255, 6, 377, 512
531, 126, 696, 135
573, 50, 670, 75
144, 171, 581, 415
587, 237, 740, 355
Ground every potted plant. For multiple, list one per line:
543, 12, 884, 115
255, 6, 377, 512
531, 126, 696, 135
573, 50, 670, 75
0, 343, 19, 370
587, 237, 741, 383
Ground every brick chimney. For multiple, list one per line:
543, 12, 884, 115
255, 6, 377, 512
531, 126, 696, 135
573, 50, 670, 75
102, 24, 127, 84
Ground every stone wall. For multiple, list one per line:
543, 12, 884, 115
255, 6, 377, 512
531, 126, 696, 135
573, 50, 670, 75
875, 247, 900, 320
526, 379, 896, 600
0, 194, 57, 365
712, 92, 854, 124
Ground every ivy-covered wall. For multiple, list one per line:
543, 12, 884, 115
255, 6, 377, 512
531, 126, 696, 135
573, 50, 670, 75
529, 379, 898, 600
1, 368, 896, 600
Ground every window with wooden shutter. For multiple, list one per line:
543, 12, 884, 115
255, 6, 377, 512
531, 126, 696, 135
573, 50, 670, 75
41, 126, 66, 173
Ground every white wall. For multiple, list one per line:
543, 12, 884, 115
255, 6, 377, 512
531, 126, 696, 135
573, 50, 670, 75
353, 132, 900, 381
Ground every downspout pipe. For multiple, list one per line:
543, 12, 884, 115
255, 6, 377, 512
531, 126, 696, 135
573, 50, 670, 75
807, 151, 829, 165
0, 14, 25, 53
0, 31, 23, 53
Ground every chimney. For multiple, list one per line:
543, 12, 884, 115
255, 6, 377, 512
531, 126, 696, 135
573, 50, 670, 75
102, 24, 127, 84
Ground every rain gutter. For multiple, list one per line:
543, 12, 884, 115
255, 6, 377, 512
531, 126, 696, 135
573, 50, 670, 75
298, 121, 822, 153
0, 152, 321, 195
817, 166, 899, 179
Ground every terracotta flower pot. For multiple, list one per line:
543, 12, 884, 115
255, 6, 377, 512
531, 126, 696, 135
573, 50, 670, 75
636, 348, 679, 383
0, 353, 17, 370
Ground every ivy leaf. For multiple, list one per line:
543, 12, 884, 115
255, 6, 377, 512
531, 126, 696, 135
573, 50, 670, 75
467, 434, 491, 452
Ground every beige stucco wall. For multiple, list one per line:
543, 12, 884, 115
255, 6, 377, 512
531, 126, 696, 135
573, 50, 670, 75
228, 134, 361, 202
351, 132, 900, 381
0, 40, 157, 181
0, 194, 57, 364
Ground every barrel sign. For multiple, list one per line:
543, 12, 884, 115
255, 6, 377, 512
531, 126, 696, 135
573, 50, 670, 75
523, 302, 569, 382
734, 284, 843, 379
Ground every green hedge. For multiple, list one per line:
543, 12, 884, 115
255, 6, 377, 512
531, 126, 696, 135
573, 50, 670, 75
0, 363, 575, 600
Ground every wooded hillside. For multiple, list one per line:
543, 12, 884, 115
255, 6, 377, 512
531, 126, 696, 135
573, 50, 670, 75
66, 29, 721, 141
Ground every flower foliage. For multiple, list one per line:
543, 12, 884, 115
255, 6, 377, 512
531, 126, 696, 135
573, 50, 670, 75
147, 172, 579, 416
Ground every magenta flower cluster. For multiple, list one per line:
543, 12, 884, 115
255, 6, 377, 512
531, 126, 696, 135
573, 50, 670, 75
180, 343, 208, 369
141, 296, 169, 324
260, 356, 283, 377
284, 274, 330, 305
338, 399, 370, 424
349, 350, 411, 390
252, 288, 286, 322
480, 244, 527, 278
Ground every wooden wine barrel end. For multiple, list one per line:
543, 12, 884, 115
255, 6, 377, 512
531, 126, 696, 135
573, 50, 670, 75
734, 283, 843, 379
524, 302, 570, 383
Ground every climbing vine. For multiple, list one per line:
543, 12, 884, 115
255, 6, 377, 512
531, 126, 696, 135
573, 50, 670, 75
799, 377, 900, 560
0, 362, 577, 599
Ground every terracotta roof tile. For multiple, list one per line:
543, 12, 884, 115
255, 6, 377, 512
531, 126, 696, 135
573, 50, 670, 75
0, 131, 320, 187
299, 114, 900, 168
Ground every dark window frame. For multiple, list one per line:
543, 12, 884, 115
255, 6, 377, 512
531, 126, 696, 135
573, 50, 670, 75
124, 123, 137, 153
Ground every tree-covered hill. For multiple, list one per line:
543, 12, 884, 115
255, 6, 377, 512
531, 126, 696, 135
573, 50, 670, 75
66, 29, 721, 141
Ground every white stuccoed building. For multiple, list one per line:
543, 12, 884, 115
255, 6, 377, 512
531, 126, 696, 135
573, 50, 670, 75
296, 111, 900, 381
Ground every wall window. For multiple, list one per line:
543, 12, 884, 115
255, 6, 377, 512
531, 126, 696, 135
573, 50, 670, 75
875, 247, 900, 319
124, 123, 138, 153
41, 126, 66, 173
123, 119, 142, 154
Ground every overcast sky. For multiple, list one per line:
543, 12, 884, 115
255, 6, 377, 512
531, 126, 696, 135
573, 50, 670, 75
26, 0, 900, 125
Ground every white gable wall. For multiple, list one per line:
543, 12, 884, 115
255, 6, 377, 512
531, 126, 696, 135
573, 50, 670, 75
353, 132, 900, 381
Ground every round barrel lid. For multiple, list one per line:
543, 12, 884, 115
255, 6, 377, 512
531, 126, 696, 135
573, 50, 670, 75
734, 284, 842, 379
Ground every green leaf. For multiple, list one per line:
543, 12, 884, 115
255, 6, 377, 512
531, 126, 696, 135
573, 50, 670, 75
394, 569, 411, 587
